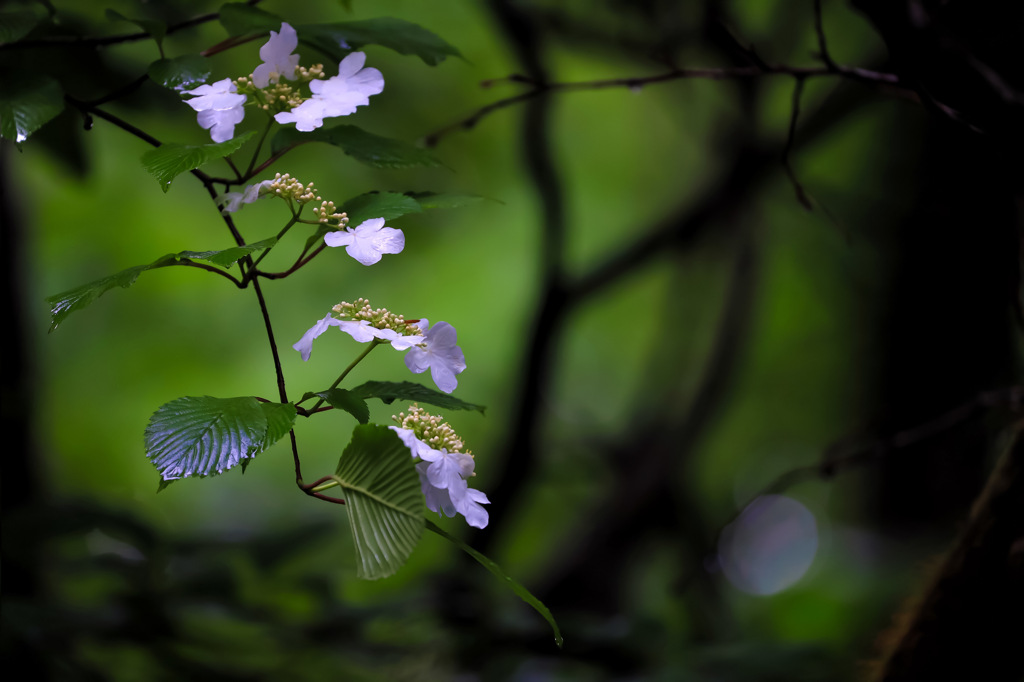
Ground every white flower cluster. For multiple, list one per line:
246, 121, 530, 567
390, 405, 489, 528
181, 22, 383, 142
293, 299, 467, 394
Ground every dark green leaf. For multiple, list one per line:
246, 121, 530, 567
145, 397, 269, 480
340, 192, 423, 226
0, 74, 64, 143
271, 124, 441, 169
218, 2, 281, 36
333, 425, 423, 579
316, 389, 369, 424
148, 55, 211, 91
260, 402, 297, 446
180, 236, 277, 268
141, 131, 255, 192
350, 381, 486, 415
298, 19, 460, 66
426, 520, 563, 647
105, 9, 166, 47
46, 241, 269, 330
0, 9, 42, 44
46, 253, 178, 332
406, 191, 487, 210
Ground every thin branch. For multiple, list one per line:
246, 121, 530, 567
728, 386, 1024, 522
175, 259, 244, 287
424, 63, 903, 147
783, 76, 814, 210
812, 0, 839, 71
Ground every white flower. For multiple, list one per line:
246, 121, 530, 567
272, 98, 329, 132
251, 23, 300, 88
183, 78, 247, 143
273, 51, 383, 131
217, 179, 273, 214
395, 431, 490, 529
404, 320, 466, 394
292, 314, 343, 361
293, 316, 424, 361
323, 217, 405, 266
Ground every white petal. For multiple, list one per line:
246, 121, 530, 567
323, 229, 355, 247
371, 227, 405, 256
345, 238, 384, 266
336, 319, 377, 343
404, 348, 430, 374
291, 315, 341, 361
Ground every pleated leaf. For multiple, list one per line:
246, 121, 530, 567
148, 55, 211, 91
0, 74, 64, 143
334, 424, 423, 579
298, 19, 461, 66
141, 131, 255, 192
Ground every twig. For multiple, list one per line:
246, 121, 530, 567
424, 63, 903, 147
783, 77, 814, 210
813, 0, 839, 71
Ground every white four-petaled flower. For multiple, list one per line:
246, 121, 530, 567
391, 427, 490, 528
292, 315, 425, 361
324, 217, 405, 265
183, 78, 247, 143
274, 51, 384, 131
404, 320, 467, 394
251, 23, 299, 88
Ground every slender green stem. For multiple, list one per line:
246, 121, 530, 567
311, 480, 340, 493
310, 341, 382, 411
224, 156, 243, 183
249, 213, 300, 271
245, 118, 275, 179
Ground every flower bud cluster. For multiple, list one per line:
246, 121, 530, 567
392, 404, 472, 459
268, 172, 320, 204
332, 298, 422, 337
316, 200, 348, 225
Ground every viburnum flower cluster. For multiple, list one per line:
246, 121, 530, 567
182, 22, 383, 141
293, 298, 467, 394
390, 405, 489, 528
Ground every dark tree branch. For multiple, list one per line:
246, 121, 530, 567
783, 76, 813, 210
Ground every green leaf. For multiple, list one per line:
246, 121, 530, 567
0, 74, 64, 143
0, 9, 42, 44
259, 402, 297, 446
426, 520, 563, 648
315, 389, 369, 424
350, 381, 486, 415
148, 55, 211, 91
145, 396, 273, 480
46, 253, 178, 332
180, 236, 277, 269
218, 2, 281, 36
140, 131, 255, 192
46, 241, 270, 330
333, 425, 423, 579
271, 124, 441, 169
406, 191, 486, 211
298, 19, 461, 66
340, 191, 423, 225
105, 9, 166, 48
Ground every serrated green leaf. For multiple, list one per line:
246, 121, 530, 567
218, 2, 281, 36
350, 381, 486, 415
0, 74, 64, 143
148, 55, 211, 91
260, 402, 297, 446
298, 19, 460, 66
46, 241, 269, 330
333, 424, 423, 579
145, 396, 269, 480
406, 191, 487, 210
340, 192, 423, 226
46, 253, 178, 331
315, 389, 369, 424
105, 9, 166, 47
180, 236, 277, 268
0, 9, 42, 44
141, 131, 255, 192
271, 124, 441, 169
425, 520, 563, 648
